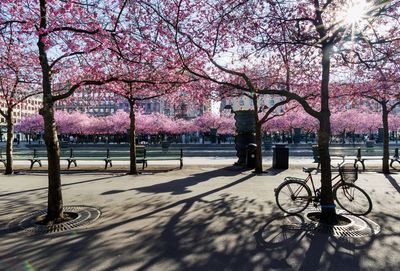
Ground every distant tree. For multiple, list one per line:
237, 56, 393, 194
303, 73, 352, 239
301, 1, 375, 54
0, 24, 40, 174
15, 113, 44, 136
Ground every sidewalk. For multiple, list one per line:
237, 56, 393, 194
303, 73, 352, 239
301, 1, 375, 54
0, 160, 399, 270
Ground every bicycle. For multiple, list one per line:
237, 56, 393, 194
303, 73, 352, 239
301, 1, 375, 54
274, 162, 372, 216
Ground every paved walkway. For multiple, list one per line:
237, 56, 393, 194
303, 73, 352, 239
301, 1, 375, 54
0, 159, 399, 270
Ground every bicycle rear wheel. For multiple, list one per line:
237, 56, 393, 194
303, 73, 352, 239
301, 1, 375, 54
334, 183, 372, 216
275, 179, 311, 214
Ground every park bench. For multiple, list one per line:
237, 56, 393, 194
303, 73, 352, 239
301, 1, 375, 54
65, 146, 145, 169
390, 148, 399, 169
65, 148, 112, 169
1, 145, 183, 170
0, 147, 142, 170
145, 148, 183, 169
0, 148, 45, 169
102, 146, 146, 169
0, 148, 71, 169
66, 146, 183, 169
311, 145, 352, 169
353, 147, 384, 171
353, 147, 400, 171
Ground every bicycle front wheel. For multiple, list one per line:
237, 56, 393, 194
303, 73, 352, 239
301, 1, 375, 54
275, 180, 311, 214
334, 183, 372, 216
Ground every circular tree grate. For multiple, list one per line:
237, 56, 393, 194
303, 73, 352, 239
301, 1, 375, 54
6, 205, 101, 235
285, 207, 380, 237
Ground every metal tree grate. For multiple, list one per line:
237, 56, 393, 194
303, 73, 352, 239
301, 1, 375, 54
285, 207, 380, 238
6, 206, 101, 235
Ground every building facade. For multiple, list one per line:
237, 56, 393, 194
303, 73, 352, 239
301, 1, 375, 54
55, 90, 210, 119
0, 95, 42, 141
220, 94, 284, 113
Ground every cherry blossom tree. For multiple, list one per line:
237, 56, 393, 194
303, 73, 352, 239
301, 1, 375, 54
55, 111, 91, 136
0, 24, 40, 174
1, 0, 126, 221
15, 113, 44, 135
344, 59, 400, 172
106, 80, 189, 174
331, 108, 362, 143
105, 110, 130, 135
262, 109, 318, 143
216, 113, 235, 136
138, 0, 399, 222
193, 111, 235, 142
193, 112, 225, 133
356, 110, 381, 135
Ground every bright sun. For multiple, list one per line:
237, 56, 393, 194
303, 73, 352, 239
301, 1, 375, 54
340, 0, 370, 25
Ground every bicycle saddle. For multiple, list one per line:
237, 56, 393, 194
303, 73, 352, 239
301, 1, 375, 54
303, 167, 318, 173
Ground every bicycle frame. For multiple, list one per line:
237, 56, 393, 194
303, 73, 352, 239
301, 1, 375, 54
297, 170, 345, 201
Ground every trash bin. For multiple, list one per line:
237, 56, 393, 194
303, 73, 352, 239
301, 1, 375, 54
273, 144, 289, 169
246, 143, 257, 168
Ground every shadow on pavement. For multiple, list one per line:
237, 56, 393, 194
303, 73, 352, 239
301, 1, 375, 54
385, 174, 400, 193
134, 166, 248, 195
254, 214, 381, 271
1, 168, 400, 270
0, 175, 126, 197
1, 167, 273, 270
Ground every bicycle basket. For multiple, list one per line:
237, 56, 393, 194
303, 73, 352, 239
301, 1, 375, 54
339, 163, 358, 183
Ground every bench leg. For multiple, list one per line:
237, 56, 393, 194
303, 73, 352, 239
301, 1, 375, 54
30, 159, 42, 169
142, 161, 146, 170
0, 160, 6, 167
105, 159, 112, 170
67, 159, 77, 169
354, 159, 365, 171
180, 159, 183, 169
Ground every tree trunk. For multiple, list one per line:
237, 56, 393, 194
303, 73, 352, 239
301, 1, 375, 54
381, 102, 390, 174
342, 130, 346, 144
254, 122, 263, 173
129, 99, 138, 175
38, 0, 63, 221
319, 44, 336, 223
41, 101, 64, 221
5, 109, 14, 175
